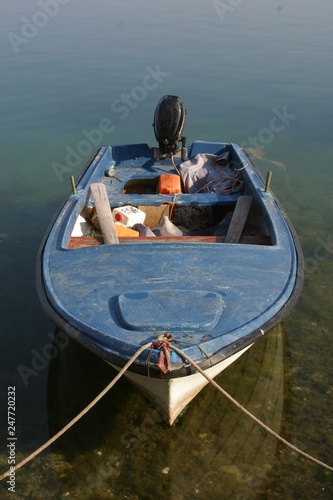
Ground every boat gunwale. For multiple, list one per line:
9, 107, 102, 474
36, 143, 304, 379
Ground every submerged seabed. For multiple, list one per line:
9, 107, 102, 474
1, 323, 330, 499
1, 0, 333, 497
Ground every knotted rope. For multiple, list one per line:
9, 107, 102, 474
1, 339, 332, 481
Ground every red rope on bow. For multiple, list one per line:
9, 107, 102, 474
151, 333, 174, 374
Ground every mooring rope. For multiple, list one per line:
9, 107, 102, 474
0, 342, 152, 482
1, 340, 332, 481
169, 343, 333, 473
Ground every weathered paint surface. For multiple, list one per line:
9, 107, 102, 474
39, 142, 301, 374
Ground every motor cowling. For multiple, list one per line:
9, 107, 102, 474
153, 95, 186, 155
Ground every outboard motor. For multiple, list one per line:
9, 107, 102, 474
153, 95, 186, 157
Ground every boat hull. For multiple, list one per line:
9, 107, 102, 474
37, 140, 303, 424
111, 344, 253, 425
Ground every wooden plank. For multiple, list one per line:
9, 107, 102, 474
69, 236, 104, 247
68, 233, 271, 248
90, 183, 119, 244
225, 195, 253, 243
118, 234, 270, 244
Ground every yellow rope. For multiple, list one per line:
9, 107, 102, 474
0, 342, 152, 482
169, 344, 333, 473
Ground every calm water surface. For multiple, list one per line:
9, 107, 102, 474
1, 1, 333, 498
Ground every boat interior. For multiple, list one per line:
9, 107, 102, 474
68, 166, 274, 249
64, 96, 277, 249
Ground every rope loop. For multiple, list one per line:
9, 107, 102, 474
1, 340, 332, 481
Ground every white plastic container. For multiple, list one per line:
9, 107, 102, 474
112, 206, 146, 227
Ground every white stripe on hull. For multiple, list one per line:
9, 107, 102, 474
111, 344, 253, 425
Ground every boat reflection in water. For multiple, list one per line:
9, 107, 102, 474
46, 322, 288, 499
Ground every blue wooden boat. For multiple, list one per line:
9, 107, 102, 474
37, 96, 303, 425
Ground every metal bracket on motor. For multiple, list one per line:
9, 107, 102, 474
153, 136, 187, 161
